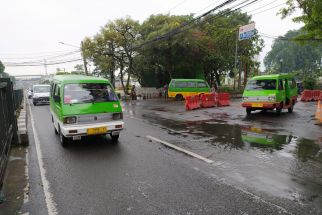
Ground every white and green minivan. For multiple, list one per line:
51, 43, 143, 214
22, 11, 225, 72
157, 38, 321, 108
50, 75, 124, 146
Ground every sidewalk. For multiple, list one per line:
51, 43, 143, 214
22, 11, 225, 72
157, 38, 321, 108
0, 146, 28, 215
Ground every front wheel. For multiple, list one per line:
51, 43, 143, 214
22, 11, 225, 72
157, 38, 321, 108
288, 104, 294, 113
59, 128, 69, 147
246, 108, 252, 114
276, 107, 282, 115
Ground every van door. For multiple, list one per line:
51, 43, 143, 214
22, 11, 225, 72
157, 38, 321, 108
277, 79, 285, 104
284, 79, 290, 105
53, 83, 62, 123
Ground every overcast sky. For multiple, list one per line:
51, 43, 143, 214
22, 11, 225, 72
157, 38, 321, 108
0, 0, 302, 76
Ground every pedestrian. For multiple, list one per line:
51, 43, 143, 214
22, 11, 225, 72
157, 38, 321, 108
163, 83, 168, 99
130, 85, 137, 100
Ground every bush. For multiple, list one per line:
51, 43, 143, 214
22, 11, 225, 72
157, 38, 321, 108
303, 77, 316, 90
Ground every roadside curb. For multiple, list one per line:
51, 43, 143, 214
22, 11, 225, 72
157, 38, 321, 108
17, 96, 29, 146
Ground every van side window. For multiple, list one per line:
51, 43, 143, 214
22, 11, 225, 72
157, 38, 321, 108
278, 80, 284, 90
175, 82, 187, 88
51, 83, 56, 97
54, 85, 60, 102
197, 82, 207, 88
186, 82, 196, 88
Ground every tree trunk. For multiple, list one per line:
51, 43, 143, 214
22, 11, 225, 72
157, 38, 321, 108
214, 70, 221, 86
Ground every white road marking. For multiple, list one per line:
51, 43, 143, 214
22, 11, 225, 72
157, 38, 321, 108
27, 100, 58, 215
146, 136, 214, 164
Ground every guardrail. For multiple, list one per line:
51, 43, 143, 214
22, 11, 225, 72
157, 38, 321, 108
0, 78, 19, 190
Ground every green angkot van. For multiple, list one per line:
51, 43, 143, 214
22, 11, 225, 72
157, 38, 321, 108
242, 74, 298, 115
167, 79, 211, 100
50, 75, 123, 146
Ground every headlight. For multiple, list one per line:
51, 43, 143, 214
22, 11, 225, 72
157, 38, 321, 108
112, 113, 123, 120
242, 96, 248, 101
268, 96, 276, 101
64, 116, 77, 124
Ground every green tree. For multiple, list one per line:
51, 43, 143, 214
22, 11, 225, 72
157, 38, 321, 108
264, 29, 322, 77
280, 0, 322, 39
82, 17, 140, 93
0, 60, 5, 74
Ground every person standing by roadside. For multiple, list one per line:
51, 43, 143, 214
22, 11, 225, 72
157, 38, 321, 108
163, 83, 168, 99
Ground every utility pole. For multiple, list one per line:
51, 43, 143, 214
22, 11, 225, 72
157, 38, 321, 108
44, 59, 48, 76
81, 41, 88, 76
233, 28, 239, 90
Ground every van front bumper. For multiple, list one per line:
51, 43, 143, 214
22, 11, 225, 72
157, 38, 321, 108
242, 102, 280, 109
60, 120, 124, 137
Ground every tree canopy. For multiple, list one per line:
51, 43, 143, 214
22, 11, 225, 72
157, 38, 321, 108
280, 0, 322, 39
0, 60, 5, 74
264, 29, 322, 77
82, 11, 263, 89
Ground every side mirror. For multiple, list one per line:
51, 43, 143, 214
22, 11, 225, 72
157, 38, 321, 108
54, 95, 61, 103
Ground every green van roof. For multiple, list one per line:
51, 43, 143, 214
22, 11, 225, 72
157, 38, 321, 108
52, 75, 110, 84
170, 79, 206, 82
251, 74, 295, 80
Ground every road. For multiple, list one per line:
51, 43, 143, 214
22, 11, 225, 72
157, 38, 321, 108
21, 98, 322, 215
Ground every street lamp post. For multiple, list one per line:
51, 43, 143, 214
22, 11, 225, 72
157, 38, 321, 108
59, 41, 88, 75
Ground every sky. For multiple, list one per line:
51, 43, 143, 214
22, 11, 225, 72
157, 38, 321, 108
0, 0, 303, 76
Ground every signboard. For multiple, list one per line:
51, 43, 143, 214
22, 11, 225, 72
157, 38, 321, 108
239, 23, 255, 40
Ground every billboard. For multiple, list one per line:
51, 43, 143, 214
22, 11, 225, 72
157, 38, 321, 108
239, 23, 255, 40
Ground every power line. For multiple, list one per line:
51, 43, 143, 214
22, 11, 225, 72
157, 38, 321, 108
134, 0, 241, 50
168, 0, 189, 13
4, 58, 82, 67
251, 2, 286, 15
3, 51, 81, 65
245, 0, 284, 14
0, 49, 79, 58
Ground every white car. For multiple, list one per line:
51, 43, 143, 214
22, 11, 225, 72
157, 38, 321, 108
32, 84, 50, 106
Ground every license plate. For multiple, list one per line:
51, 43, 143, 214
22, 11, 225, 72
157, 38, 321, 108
73, 135, 82, 141
112, 131, 120, 136
87, 127, 107, 135
252, 103, 263, 108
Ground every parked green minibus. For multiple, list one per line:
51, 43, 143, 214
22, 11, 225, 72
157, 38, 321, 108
50, 75, 123, 146
168, 79, 211, 100
242, 74, 298, 115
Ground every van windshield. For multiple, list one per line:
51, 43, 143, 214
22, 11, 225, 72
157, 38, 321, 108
245, 79, 277, 90
64, 83, 118, 104
34, 85, 50, 93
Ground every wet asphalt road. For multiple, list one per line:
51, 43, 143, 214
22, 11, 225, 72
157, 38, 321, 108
22, 98, 322, 215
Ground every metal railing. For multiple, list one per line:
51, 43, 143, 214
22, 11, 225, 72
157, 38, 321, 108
0, 78, 19, 189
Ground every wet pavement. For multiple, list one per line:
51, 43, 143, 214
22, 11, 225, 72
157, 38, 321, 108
13, 98, 322, 214
123, 99, 322, 212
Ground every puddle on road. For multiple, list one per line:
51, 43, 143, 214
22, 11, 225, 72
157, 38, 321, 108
143, 114, 322, 209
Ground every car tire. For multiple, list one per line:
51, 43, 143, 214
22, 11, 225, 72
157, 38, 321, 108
175, 94, 183, 101
288, 104, 294, 113
276, 107, 282, 115
59, 127, 69, 147
246, 108, 252, 114
33, 101, 37, 106
54, 125, 58, 135
111, 134, 119, 144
